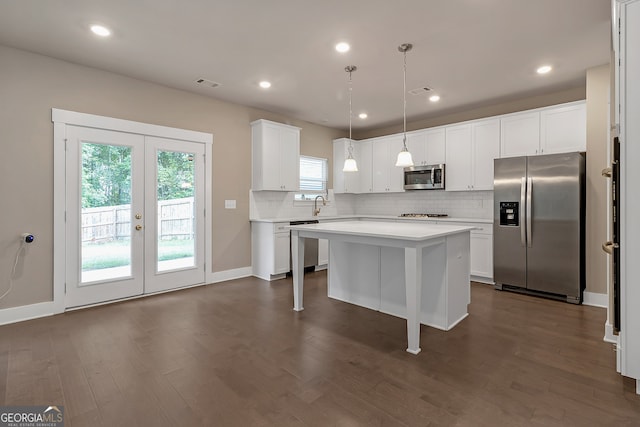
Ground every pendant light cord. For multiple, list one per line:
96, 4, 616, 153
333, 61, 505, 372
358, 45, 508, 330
345, 65, 357, 158
349, 68, 353, 143
402, 48, 408, 149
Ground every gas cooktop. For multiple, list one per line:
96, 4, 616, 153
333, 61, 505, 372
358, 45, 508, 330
398, 213, 449, 218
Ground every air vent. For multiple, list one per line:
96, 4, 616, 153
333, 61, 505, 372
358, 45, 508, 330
408, 87, 432, 96
195, 78, 221, 88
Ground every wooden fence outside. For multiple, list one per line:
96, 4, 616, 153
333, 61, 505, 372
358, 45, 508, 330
81, 197, 194, 242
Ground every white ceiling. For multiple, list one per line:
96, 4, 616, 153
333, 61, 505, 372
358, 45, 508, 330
0, 0, 611, 131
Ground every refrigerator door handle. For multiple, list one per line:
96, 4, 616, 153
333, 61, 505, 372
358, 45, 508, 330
520, 177, 526, 246
526, 177, 533, 248
602, 241, 619, 255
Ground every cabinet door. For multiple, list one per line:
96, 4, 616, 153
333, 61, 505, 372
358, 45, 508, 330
406, 131, 427, 166
279, 127, 300, 191
344, 142, 360, 193
472, 119, 500, 190
387, 135, 405, 192
500, 112, 540, 158
470, 233, 493, 279
274, 232, 291, 274
359, 141, 373, 193
333, 139, 347, 193
260, 124, 282, 190
318, 238, 328, 265
334, 138, 360, 194
540, 103, 586, 154
425, 128, 446, 164
445, 124, 473, 191
372, 138, 390, 192
470, 232, 493, 280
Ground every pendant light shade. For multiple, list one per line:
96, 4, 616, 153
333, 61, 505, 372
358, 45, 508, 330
343, 156, 358, 172
395, 43, 414, 168
343, 65, 358, 172
395, 149, 414, 168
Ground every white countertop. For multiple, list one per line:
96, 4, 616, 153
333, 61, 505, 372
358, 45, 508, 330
250, 215, 492, 224
288, 220, 475, 241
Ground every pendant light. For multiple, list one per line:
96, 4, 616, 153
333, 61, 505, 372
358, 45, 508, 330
343, 65, 359, 172
395, 43, 414, 167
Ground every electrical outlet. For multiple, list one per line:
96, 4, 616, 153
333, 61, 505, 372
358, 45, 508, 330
224, 200, 236, 209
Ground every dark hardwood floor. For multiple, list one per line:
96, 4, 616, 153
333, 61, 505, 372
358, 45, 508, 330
1, 272, 639, 426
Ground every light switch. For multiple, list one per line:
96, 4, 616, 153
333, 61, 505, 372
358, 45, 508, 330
224, 199, 236, 209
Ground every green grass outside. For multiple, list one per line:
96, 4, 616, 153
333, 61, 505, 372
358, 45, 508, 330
82, 239, 194, 271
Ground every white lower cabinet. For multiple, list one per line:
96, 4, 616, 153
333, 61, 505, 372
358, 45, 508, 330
442, 221, 492, 282
318, 239, 329, 266
470, 230, 493, 282
251, 222, 290, 280
397, 219, 494, 283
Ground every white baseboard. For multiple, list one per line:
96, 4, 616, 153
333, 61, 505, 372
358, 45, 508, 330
211, 266, 253, 283
0, 266, 254, 326
471, 276, 494, 285
583, 291, 608, 308
604, 320, 618, 344
0, 301, 57, 326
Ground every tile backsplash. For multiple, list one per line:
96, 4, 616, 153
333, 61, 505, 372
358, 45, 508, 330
250, 189, 492, 220
351, 191, 493, 219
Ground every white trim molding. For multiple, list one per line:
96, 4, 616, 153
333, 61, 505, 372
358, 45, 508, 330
583, 291, 608, 308
211, 267, 253, 283
52, 108, 214, 312
0, 301, 57, 326
0, 266, 252, 326
604, 321, 618, 344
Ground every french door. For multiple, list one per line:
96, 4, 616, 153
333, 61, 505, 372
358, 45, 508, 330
65, 125, 205, 308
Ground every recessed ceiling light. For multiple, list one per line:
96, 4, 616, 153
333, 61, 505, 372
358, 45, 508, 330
90, 25, 111, 37
259, 81, 271, 89
335, 42, 350, 53
537, 65, 552, 74
429, 95, 441, 102
358, 113, 368, 119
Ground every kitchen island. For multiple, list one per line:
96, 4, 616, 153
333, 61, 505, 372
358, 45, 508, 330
289, 220, 473, 354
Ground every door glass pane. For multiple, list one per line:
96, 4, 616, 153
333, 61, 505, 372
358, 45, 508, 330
81, 143, 132, 283
157, 150, 196, 272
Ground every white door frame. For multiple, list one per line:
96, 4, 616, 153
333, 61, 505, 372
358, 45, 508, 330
52, 108, 214, 314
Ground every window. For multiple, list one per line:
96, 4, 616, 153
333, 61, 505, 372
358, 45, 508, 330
295, 156, 327, 201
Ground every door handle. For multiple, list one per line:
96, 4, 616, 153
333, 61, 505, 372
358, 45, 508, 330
601, 167, 612, 178
135, 225, 143, 231
526, 177, 532, 248
520, 177, 526, 246
602, 241, 619, 255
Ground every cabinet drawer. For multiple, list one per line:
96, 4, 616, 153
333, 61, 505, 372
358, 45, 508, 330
471, 223, 492, 234
274, 222, 289, 233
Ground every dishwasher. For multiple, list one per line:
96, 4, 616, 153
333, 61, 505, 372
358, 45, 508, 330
289, 220, 319, 274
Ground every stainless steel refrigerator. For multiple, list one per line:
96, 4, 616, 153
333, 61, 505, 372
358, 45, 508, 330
493, 152, 585, 303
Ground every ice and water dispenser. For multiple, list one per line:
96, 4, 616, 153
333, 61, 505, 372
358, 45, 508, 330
499, 202, 519, 226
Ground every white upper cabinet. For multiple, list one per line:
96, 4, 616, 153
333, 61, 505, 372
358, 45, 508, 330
445, 124, 473, 191
473, 119, 501, 190
406, 128, 446, 166
445, 118, 500, 191
500, 101, 586, 158
540, 103, 587, 154
251, 119, 300, 191
333, 138, 360, 194
358, 140, 373, 193
372, 135, 404, 193
500, 111, 541, 158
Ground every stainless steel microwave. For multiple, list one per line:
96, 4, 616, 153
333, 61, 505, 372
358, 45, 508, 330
403, 164, 445, 190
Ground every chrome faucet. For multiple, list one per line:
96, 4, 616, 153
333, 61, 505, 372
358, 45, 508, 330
313, 195, 326, 216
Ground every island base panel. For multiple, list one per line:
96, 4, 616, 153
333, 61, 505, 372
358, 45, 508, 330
328, 234, 470, 331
